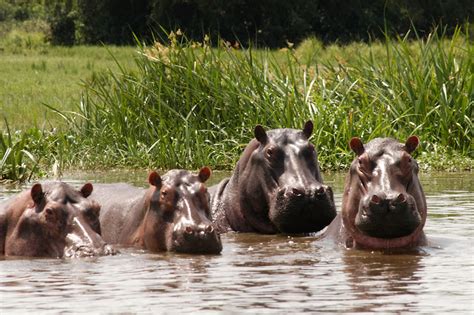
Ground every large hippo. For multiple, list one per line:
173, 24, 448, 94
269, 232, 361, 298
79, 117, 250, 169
325, 136, 427, 249
0, 182, 114, 258
92, 168, 222, 254
210, 121, 337, 234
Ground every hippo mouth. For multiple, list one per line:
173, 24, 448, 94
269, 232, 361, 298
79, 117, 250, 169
171, 227, 223, 254
343, 194, 425, 249
64, 233, 117, 258
269, 186, 337, 234
355, 193, 421, 239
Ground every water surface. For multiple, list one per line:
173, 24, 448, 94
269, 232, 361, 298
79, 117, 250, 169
1, 172, 473, 313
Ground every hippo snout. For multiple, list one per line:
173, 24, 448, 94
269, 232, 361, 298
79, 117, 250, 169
281, 184, 328, 200
271, 184, 336, 234
356, 192, 421, 239
174, 224, 222, 254
366, 193, 409, 214
183, 224, 216, 239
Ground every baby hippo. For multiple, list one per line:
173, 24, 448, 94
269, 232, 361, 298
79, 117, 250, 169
0, 182, 114, 258
92, 167, 222, 254
326, 136, 427, 249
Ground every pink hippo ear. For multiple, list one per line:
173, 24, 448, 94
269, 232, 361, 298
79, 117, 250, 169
148, 171, 162, 188
405, 136, 419, 154
80, 183, 93, 198
254, 125, 268, 144
198, 166, 212, 182
302, 120, 313, 139
349, 137, 365, 156
31, 183, 44, 205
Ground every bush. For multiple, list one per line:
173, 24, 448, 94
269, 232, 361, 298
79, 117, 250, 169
49, 11, 76, 46
0, 1, 14, 21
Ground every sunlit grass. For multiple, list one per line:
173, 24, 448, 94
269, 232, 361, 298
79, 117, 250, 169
1, 26, 472, 181
54, 28, 472, 172
0, 43, 136, 130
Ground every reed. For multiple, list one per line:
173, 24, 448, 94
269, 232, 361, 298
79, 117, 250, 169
0, 119, 40, 182
56, 28, 470, 171
2, 27, 471, 181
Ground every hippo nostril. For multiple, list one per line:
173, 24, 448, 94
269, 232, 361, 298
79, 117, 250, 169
205, 225, 214, 234
185, 226, 193, 234
370, 194, 381, 205
315, 186, 325, 195
291, 187, 304, 197
394, 193, 407, 204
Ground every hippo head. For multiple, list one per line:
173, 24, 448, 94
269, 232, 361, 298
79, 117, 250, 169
6, 182, 114, 258
342, 136, 427, 249
142, 167, 222, 254
237, 121, 336, 233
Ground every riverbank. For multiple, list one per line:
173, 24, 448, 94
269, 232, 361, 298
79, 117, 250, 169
1, 29, 472, 181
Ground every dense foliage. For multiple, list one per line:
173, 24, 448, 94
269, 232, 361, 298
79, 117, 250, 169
1, 28, 472, 181
50, 29, 472, 172
0, 0, 472, 46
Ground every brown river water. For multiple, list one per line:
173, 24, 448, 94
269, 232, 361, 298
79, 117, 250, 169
0, 171, 473, 313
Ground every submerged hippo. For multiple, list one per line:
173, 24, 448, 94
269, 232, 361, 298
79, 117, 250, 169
92, 168, 222, 254
0, 182, 114, 258
326, 136, 427, 249
210, 121, 337, 234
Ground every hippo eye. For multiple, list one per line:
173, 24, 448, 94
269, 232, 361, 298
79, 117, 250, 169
161, 191, 167, 197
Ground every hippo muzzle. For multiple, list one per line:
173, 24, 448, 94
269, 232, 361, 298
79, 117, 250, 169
355, 192, 421, 239
64, 216, 117, 258
270, 184, 336, 233
171, 223, 222, 254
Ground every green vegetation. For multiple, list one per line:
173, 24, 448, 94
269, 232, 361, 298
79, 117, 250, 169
1, 0, 472, 47
0, 119, 40, 182
53, 29, 473, 172
0, 42, 136, 130
1, 27, 473, 181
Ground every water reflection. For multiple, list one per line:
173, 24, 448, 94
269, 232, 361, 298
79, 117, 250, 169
0, 171, 473, 313
341, 249, 425, 313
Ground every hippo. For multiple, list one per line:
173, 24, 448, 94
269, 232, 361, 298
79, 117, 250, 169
325, 136, 427, 249
210, 121, 337, 234
0, 182, 115, 258
91, 167, 222, 254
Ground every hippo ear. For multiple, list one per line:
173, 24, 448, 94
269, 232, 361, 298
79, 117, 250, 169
198, 166, 212, 182
148, 171, 162, 188
405, 136, 419, 153
349, 137, 365, 156
80, 183, 93, 198
31, 183, 44, 205
302, 120, 313, 138
254, 125, 268, 144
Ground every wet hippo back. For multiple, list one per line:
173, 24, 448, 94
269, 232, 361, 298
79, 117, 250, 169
326, 136, 427, 249
93, 183, 145, 244
93, 168, 222, 254
210, 121, 337, 234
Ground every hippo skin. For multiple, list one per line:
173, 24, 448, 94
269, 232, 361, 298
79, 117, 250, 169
92, 168, 222, 254
0, 182, 114, 258
325, 136, 427, 249
210, 121, 337, 234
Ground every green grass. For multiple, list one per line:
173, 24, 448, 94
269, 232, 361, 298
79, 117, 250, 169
1, 27, 473, 181
50, 28, 472, 172
0, 40, 136, 130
